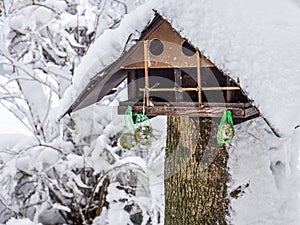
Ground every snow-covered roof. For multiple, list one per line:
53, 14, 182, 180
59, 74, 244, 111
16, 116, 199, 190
60, 0, 300, 136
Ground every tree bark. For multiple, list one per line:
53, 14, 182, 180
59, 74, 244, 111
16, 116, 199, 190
165, 116, 229, 225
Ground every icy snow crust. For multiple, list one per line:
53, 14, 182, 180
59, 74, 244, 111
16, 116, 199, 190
62, 0, 300, 136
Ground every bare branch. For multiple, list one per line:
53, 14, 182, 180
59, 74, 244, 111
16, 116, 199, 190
93, 0, 107, 39
85, 162, 146, 215
112, 0, 128, 14
10, 2, 60, 15
0, 55, 60, 96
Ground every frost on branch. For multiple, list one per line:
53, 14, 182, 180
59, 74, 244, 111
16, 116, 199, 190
0, 1, 164, 225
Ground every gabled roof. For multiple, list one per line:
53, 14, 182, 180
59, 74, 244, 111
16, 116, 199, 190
60, 0, 300, 136
65, 14, 216, 114
64, 14, 164, 113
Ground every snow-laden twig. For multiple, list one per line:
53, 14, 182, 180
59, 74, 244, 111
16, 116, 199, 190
85, 161, 146, 214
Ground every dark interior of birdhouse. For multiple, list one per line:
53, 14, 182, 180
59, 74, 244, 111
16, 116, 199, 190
127, 67, 248, 104
117, 35, 260, 120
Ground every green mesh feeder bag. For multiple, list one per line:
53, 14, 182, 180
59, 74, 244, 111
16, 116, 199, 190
119, 106, 137, 150
217, 110, 235, 145
134, 113, 152, 146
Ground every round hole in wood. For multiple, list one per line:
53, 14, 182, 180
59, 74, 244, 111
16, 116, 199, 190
182, 41, 196, 56
149, 39, 164, 56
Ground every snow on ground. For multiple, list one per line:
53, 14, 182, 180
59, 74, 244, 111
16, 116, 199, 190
229, 118, 300, 225
4, 218, 42, 225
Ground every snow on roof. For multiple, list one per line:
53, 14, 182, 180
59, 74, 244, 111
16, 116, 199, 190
60, 0, 300, 136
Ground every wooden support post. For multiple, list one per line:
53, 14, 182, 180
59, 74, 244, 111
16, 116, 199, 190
226, 76, 233, 103
128, 70, 137, 100
143, 41, 150, 106
174, 68, 183, 101
196, 51, 202, 104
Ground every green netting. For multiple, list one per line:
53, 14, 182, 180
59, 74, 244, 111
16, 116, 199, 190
119, 106, 136, 150
217, 110, 235, 145
134, 113, 152, 146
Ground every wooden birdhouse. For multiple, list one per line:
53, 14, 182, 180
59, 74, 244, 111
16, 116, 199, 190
67, 14, 259, 123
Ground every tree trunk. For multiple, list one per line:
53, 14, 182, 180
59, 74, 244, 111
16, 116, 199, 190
164, 116, 229, 225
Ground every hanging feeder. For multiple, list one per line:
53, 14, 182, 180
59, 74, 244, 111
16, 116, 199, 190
217, 110, 235, 145
119, 106, 137, 150
134, 113, 153, 146
132, 82, 157, 146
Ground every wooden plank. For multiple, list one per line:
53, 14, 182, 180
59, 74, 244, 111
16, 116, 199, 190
226, 76, 232, 103
174, 68, 183, 101
128, 70, 137, 99
118, 105, 246, 118
121, 42, 215, 69
138, 87, 240, 92
196, 51, 202, 103
139, 87, 195, 92
71, 70, 128, 112
143, 41, 150, 106
244, 106, 259, 117
201, 87, 241, 91
122, 62, 215, 69
119, 100, 248, 108
121, 19, 215, 69
140, 15, 165, 40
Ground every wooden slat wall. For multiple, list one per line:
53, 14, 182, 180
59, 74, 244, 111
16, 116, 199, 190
121, 20, 214, 69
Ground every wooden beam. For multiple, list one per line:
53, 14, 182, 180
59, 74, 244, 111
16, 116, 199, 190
122, 63, 215, 69
118, 105, 249, 118
128, 70, 137, 99
174, 68, 183, 101
201, 87, 240, 91
226, 76, 232, 103
121, 17, 215, 70
196, 51, 202, 104
143, 40, 150, 106
244, 106, 259, 117
139, 87, 240, 92
119, 100, 251, 108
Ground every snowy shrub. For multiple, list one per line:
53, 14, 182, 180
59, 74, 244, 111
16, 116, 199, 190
0, 1, 164, 225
